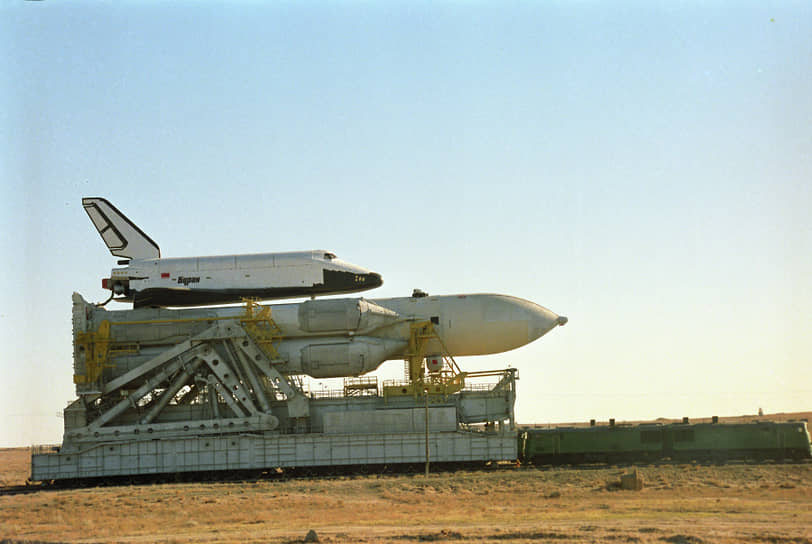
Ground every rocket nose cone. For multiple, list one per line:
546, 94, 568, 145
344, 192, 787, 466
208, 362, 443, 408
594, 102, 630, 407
557, 316, 568, 326
526, 303, 566, 342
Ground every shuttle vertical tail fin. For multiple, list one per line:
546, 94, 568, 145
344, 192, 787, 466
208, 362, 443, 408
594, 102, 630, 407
82, 197, 161, 260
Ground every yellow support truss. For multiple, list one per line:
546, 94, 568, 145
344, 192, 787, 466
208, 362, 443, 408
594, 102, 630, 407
383, 320, 467, 399
239, 299, 283, 360
74, 320, 115, 385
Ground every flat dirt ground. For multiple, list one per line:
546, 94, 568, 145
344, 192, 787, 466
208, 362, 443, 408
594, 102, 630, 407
2, 414, 810, 544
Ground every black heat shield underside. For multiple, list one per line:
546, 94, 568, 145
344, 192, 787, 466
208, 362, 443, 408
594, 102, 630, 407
131, 269, 382, 308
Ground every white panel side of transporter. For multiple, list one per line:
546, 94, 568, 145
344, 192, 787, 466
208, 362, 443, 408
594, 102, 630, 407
32, 431, 517, 481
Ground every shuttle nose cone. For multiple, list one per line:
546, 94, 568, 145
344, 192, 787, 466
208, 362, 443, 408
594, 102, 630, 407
368, 272, 383, 288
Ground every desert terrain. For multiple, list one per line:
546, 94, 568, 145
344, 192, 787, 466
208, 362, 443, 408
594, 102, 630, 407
1, 412, 810, 544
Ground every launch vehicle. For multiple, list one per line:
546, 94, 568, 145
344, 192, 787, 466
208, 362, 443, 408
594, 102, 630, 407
29, 197, 568, 482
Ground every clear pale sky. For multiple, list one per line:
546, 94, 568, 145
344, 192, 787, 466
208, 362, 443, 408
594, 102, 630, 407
1, 2, 810, 447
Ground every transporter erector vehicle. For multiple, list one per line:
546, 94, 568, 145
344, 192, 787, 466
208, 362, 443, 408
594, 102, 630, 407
31, 198, 568, 481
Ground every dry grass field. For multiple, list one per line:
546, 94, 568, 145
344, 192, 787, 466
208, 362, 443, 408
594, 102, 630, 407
2, 413, 810, 544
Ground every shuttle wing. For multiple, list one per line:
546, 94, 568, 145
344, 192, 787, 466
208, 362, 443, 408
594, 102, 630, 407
82, 197, 161, 260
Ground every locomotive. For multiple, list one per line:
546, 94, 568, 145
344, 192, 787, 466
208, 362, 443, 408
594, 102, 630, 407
519, 420, 812, 465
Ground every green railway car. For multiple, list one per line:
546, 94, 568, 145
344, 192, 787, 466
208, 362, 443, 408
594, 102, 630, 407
519, 425, 662, 464
669, 422, 812, 462
520, 421, 812, 465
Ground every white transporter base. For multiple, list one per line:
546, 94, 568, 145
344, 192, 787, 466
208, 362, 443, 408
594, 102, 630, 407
32, 430, 517, 481
30, 293, 546, 481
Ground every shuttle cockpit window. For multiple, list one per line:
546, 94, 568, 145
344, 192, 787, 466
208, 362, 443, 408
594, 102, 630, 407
323, 252, 336, 261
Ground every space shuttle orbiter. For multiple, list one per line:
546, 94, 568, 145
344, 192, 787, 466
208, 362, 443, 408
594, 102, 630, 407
82, 197, 383, 308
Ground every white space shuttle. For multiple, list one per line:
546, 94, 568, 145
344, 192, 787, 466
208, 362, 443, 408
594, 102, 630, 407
82, 197, 383, 308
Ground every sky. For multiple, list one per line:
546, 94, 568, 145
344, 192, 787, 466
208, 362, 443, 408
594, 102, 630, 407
1, 1, 810, 447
